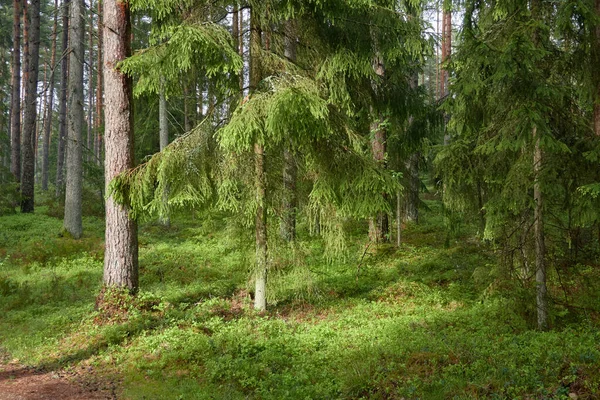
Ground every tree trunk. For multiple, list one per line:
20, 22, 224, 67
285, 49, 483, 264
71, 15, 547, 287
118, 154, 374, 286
63, 0, 84, 238
95, 0, 103, 167
368, 113, 389, 243
396, 189, 402, 247
250, 9, 267, 311
280, 20, 297, 242
440, 9, 451, 98
404, 152, 419, 223
592, 0, 600, 136
20, 0, 41, 213
102, 0, 138, 292
42, 0, 58, 191
159, 81, 170, 226
86, 1, 94, 164
55, 0, 69, 198
10, 0, 21, 182
533, 127, 548, 330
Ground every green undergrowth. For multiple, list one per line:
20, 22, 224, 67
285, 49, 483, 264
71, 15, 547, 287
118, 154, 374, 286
0, 206, 599, 399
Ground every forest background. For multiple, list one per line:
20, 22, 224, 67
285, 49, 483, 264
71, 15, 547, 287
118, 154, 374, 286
1, 0, 600, 398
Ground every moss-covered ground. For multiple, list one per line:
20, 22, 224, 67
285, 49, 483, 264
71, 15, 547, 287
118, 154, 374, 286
1, 201, 599, 399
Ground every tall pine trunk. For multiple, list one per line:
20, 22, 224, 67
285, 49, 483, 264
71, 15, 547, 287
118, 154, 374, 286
56, 0, 69, 198
102, 0, 138, 292
42, 0, 58, 191
20, 0, 41, 213
95, 0, 103, 167
159, 81, 170, 226
10, 0, 21, 182
63, 0, 84, 238
86, 2, 94, 164
280, 20, 297, 242
250, 9, 267, 311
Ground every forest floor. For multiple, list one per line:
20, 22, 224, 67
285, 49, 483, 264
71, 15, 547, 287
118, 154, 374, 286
0, 198, 599, 399
0, 360, 114, 399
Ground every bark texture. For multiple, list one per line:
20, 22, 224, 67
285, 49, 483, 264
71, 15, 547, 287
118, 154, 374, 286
10, 0, 21, 182
103, 0, 138, 292
20, 0, 41, 213
42, 0, 58, 191
250, 9, 267, 311
63, 0, 84, 238
56, 0, 69, 198
95, 0, 103, 166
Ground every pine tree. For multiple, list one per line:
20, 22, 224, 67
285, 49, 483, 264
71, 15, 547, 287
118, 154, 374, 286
10, 0, 21, 182
20, 0, 41, 213
102, 0, 138, 292
41, 0, 57, 191
63, 0, 84, 238
55, 0, 68, 197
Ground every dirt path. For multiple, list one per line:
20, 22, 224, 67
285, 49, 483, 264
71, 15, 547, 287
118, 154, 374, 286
0, 362, 116, 400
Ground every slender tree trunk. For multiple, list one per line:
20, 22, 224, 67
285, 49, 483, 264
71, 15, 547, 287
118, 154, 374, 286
42, 0, 58, 191
56, 0, 69, 198
20, 0, 41, 213
87, 1, 94, 164
182, 77, 191, 132
368, 113, 389, 243
533, 128, 548, 330
102, 0, 138, 292
396, 189, 402, 247
280, 20, 297, 242
95, 0, 103, 167
10, 0, 21, 182
159, 81, 170, 226
368, 53, 389, 243
63, 0, 84, 238
404, 152, 419, 223
36, 62, 46, 183
250, 9, 267, 311
593, 0, 600, 136
238, 6, 244, 93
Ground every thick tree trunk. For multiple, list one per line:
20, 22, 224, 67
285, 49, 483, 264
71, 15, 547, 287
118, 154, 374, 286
42, 0, 58, 191
404, 152, 419, 223
280, 20, 297, 242
10, 0, 21, 182
63, 0, 84, 238
55, 0, 69, 198
533, 127, 548, 330
20, 0, 41, 213
250, 9, 267, 311
102, 0, 138, 292
95, 0, 103, 166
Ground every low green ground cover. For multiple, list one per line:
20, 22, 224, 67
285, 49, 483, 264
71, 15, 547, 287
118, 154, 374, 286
0, 203, 598, 399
